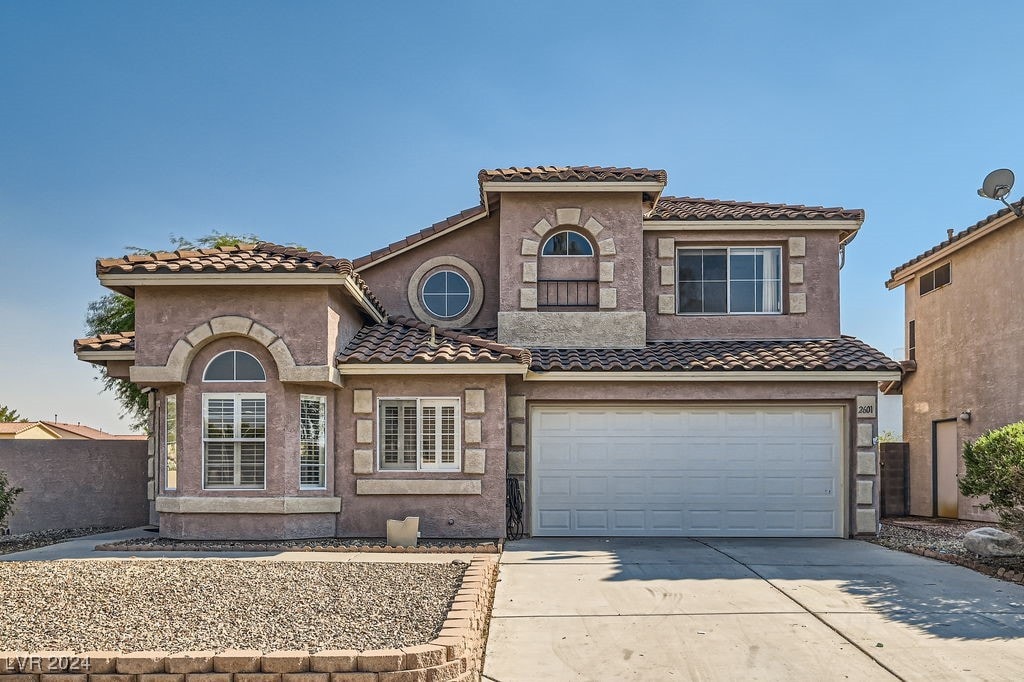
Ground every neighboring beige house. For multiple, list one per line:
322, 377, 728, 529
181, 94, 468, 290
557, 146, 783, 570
0, 420, 143, 440
75, 165, 899, 541
886, 201, 1024, 520
0, 422, 63, 439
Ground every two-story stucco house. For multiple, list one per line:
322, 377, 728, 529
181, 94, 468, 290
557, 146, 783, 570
75, 166, 899, 540
886, 200, 1024, 521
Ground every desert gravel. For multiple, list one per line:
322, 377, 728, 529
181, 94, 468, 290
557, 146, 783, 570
0, 559, 466, 652
0, 527, 126, 556
873, 517, 1024, 575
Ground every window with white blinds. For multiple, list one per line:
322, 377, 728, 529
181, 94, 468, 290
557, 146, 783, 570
203, 393, 266, 489
379, 398, 460, 471
300, 395, 327, 489
164, 395, 177, 490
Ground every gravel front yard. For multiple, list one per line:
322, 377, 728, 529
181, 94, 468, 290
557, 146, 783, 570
0, 527, 127, 556
0, 559, 466, 652
872, 516, 1024, 575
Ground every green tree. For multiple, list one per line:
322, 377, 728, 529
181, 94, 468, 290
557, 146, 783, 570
959, 421, 1024, 535
86, 232, 262, 431
0, 468, 23, 530
0, 405, 27, 423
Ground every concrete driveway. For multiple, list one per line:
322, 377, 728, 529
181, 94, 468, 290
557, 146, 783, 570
483, 538, 1024, 681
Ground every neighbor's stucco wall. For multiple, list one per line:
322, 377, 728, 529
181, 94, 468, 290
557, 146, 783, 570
505, 378, 881, 538
356, 212, 501, 327
644, 229, 842, 339
0, 439, 149, 533
336, 374, 507, 538
134, 285, 333, 367
900, 217, 1024, 519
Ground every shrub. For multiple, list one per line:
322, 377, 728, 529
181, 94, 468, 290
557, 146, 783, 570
959, 421, 1024, 535
0, 468, 23, 531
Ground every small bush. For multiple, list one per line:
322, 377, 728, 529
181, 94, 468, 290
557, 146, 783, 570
959, 421, 1024, 535
0, 468, 23, 530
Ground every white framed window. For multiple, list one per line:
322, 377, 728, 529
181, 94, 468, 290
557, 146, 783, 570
677, 246, 782, 314
164, 395, 177, 490
300, 395, 327, 489
378, 397, 461, 471
421, 270, 472, 319
203, 350, 266, 382
203, 393, 266, 489
541, 230, 594, 256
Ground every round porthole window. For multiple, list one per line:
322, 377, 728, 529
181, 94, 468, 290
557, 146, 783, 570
421, 270, 472, 319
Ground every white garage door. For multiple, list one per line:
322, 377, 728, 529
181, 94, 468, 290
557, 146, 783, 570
531, 405, 844, 537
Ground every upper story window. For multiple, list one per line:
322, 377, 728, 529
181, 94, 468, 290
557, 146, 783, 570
421, 270, 471, 319
203, 350, 266, 382
919, 262, 951, 296
908, 320, 916, 361
542, 230, 594, 256
677, 247, 782, 314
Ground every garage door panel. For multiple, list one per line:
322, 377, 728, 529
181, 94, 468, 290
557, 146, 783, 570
532, 405, 844, 537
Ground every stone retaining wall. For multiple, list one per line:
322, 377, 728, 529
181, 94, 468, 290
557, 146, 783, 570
0, 557, 498, 682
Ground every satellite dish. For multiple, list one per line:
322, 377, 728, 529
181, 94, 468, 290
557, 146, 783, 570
978, 168, 1014, 200
977, 168, 1023, 217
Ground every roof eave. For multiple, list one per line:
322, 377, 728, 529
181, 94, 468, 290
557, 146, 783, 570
337, 362, 528, 376
887, 204, 1023, 288
524, 369, 902, 382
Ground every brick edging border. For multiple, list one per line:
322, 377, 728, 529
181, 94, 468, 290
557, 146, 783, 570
93, 542, 499, 554
896, 545, 1024, 584
0, 555, 500, 682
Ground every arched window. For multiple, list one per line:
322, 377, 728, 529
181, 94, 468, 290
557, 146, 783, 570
203, 350, 266, 382
421, 270, 472, 319
542, 230, 594, 256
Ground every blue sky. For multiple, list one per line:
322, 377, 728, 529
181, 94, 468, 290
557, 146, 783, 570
2, 1, 1022, 432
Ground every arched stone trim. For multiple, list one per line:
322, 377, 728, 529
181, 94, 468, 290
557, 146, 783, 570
526, 209, 611, 256
407, 255, 485, 328
129, 315, 341, 387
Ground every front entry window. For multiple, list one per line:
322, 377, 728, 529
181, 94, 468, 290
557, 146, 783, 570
378, 398, 461, 471
203, 393, 266, 489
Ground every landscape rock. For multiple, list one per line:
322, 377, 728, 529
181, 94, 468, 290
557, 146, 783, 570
963, 527, 1024, 557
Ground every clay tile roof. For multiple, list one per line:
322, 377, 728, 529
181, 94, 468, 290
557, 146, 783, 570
337, 317, 531, 366
97, 242, 354, 276
40, 421, 145, 440
96, 243, 387, 318
74, 331, 136, 354
887, 198, 1024, 283
352, 204, 488, 270
528, 337, 899, 373
0, 422, 37, 435
479, 165, 667, 184
650, 196, 864, 222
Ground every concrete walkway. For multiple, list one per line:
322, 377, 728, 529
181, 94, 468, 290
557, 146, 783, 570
0, 527, 478, 563
483, 537, 1024, 681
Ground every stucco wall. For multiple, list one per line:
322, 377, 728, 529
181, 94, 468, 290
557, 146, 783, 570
499, 191, 646, 313
356, 213, 501, 328
0, 439, 149, 533
336, 374, 507, 538
157, 337, 337, 499
507, 378, 880, 538
900, 218, 1024, 519
644, 229, 841, 339
134, 285, 333, 367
